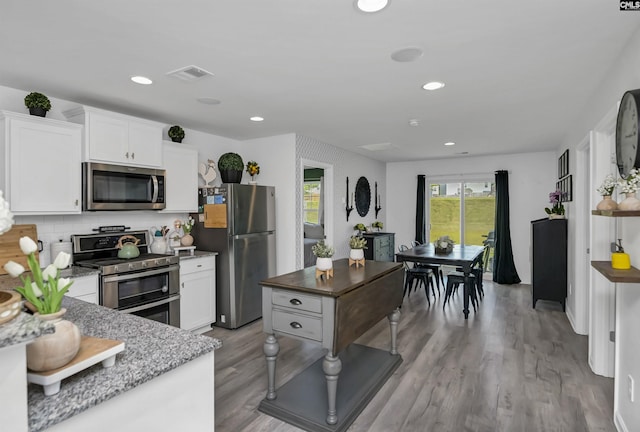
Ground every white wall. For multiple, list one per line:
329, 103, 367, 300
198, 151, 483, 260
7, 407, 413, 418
387, 151, 556, 285
558, 25, 640, 432
296, 135, 387, 267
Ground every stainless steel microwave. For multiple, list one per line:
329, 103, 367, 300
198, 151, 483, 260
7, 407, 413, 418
82, 162, 166, 211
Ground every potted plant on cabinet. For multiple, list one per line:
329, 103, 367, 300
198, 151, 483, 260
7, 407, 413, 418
3, 236, 81, 371
312, 240, 334, 271
168, 125, 185, 143
218, 152, 244, 184
372, 221, 383, 232
24, 92, 52, 117
354, 223, 366, 235
349, 235, 367, 261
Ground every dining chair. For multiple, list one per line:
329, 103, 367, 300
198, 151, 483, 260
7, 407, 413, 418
398, 245, 436, 305
443, 271, 477, 311
409, 240, 443, 295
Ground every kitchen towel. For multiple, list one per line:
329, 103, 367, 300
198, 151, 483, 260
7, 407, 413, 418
50, 241, 73, 266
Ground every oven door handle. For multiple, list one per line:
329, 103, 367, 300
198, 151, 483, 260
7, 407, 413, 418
102, 264, 180, 283
119, 295, 180, 314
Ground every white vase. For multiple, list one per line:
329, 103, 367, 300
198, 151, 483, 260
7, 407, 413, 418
596, 195, 618, 211
549, 214, 566, 220
316, 257, 333, 271
618, 192, 640, 211
27, 308, 81, 372
350, 249, 364, 260
150, 237, 167, 254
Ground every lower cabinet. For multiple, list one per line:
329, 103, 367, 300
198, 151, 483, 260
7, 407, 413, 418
363, 233, 395, 262
180, 255, 216, 333
67, 274, 99, 304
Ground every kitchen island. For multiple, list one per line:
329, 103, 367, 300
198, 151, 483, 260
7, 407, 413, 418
1, 295, 221, 431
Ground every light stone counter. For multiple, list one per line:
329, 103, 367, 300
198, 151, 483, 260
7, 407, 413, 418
28, 297, 221, 431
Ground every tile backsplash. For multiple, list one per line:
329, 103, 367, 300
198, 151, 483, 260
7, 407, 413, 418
15, 211, 188, 266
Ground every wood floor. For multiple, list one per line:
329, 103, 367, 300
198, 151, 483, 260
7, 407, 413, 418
206, 279, 615, 432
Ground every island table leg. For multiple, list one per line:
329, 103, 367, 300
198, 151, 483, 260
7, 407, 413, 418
388, 308, 400, 355
322, 352, 342, 425
264, 334, 280, 400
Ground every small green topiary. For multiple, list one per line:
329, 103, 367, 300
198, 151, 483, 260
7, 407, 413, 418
218, 152, 244, 171
24, 92, 52, 111
168, 125, 185, 142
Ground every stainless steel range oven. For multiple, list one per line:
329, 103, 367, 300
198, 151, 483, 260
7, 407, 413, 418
72, 229, 180, 327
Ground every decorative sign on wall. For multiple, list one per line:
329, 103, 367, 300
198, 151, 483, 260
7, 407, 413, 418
557, 149, 572, 202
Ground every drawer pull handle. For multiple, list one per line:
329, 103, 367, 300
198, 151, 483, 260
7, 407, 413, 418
289, 298, 302, 306
290, 322, 302, 329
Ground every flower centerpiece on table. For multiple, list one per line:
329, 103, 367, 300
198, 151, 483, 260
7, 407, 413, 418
434, 235, 454, 254
4, 237, 73, 314
544, 190, 565, 218
246, 161, 260, 184
617, 168, 640, 210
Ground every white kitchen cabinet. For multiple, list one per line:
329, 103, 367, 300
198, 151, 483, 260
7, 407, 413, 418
0, 111, 82, 215
161, 141, 199, 213
63, 106, 163, 167
180, 255, 216, 333
66, 273, 99, 304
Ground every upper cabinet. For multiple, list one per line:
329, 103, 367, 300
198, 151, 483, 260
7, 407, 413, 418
64, 106, 163, 168
0, 111, 82, 215
162, 141, 199, 213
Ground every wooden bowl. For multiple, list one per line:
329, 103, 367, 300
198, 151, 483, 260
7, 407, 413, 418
0, 290, 22, 325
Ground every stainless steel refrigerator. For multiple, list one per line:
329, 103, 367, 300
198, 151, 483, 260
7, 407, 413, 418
192, 184, 276, 329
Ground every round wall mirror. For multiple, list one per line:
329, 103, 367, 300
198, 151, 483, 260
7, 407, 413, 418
355, 176, 371, 217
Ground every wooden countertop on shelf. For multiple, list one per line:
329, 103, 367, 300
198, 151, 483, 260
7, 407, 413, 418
591, 261, 640, 283
591, 210, 640, 217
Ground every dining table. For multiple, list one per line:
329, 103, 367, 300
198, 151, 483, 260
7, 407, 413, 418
395, 243, 485, 318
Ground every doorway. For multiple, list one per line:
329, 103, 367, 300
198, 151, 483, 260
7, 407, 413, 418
299, 159, 333, 269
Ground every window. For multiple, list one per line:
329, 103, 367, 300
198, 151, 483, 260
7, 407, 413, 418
429, 179, 495, 246
303, 181, 321, 224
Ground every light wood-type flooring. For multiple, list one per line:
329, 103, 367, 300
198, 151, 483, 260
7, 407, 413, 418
207, 278, 614, 432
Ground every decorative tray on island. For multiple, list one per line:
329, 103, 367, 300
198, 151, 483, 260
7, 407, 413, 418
27, 336, 124, 396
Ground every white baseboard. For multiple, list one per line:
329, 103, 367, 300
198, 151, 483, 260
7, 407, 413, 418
565, 305, 588, 335
614, 409, 629, 432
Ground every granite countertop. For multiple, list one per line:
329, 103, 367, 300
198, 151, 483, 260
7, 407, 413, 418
168, 249, 218, 260
28, 297, 222, 432
0, 312, 54, 349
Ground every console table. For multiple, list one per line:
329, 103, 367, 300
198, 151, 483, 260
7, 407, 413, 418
362, 232, 395, 262
259, 259, 404, 432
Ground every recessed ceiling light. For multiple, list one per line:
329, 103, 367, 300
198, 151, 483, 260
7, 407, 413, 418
197, 97, 221, 105
391, 47, 423, 63
250, 116, 264, 122
444, 142, 455, 146
355, 0, 389, 13
408, 119, 420, 127
423, 81, 445, 91
131, 76, 152, 85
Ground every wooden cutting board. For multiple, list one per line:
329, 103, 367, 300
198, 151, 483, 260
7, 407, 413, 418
0, 224, 39, 275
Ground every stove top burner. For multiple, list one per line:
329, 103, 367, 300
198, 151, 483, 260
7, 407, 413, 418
75, 253, 180, 276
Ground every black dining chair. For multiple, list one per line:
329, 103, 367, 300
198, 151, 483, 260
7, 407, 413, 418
410, 240, 443, 295
398, 245, 436, 305
443, 271, 477, 311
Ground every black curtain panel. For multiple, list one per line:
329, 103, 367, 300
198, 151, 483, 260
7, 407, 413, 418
415, 175, 426, 244
493, 170, 521, 284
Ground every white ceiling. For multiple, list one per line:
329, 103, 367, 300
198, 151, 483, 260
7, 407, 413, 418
1, 1, 638, 162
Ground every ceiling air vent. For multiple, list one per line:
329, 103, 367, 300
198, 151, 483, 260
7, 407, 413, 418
166, 65, 214, 82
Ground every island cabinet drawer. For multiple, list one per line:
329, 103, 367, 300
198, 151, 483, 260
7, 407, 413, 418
272, 309, 322, 341
272, 289, 322, 313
